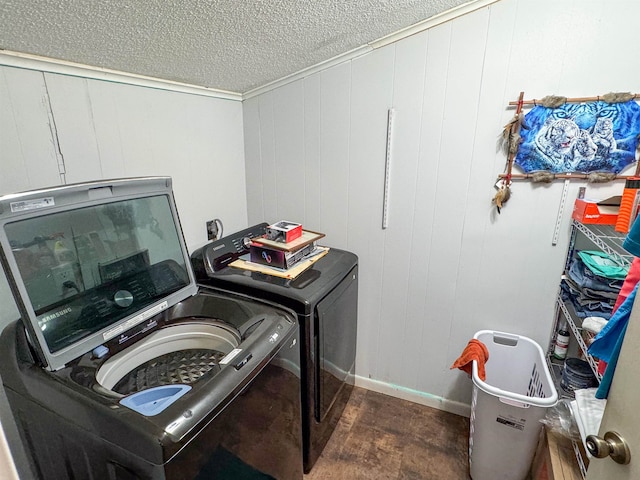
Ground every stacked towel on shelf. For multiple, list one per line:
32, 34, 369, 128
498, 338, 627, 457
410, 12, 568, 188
569, 388, 607, 459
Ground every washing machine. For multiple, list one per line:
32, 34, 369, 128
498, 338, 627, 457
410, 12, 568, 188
0, 178, 302, 480
191, 224, 358, 473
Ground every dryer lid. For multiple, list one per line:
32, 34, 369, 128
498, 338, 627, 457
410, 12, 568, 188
0, 177, 198, 371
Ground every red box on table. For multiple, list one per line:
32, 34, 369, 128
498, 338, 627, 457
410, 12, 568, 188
266, 221, 302, 243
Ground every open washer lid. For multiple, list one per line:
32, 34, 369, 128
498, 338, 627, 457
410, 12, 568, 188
0, 177, 198, 371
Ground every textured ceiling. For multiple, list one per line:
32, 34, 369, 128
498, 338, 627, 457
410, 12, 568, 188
0, 0, 471, 94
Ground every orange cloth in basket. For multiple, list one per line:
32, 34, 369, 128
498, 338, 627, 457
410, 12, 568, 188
451, 339, 489, 381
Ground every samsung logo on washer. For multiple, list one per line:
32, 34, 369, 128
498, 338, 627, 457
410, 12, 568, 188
40, 307, 72, 325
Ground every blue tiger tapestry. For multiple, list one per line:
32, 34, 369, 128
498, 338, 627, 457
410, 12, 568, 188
514, 100, 640, 173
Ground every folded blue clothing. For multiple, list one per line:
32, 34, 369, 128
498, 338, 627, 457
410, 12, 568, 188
563, 277, 617, 306
577, 250, 629, 280
560, 283, 612, 319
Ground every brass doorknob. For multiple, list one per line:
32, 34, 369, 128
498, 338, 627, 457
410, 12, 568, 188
586, 431, 631, 465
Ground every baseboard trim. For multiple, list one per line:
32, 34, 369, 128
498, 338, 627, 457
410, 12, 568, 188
354, 375, 471, 418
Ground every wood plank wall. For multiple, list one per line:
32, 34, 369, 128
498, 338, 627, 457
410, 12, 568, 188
242, 0, 640, 412
0, 68, 247, 327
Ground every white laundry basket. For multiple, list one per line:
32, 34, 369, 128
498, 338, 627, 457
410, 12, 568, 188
469, 330, 558, 480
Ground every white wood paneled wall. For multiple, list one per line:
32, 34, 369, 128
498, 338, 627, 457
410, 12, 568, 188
0, 66, 248, 329
243, 0, 640, 413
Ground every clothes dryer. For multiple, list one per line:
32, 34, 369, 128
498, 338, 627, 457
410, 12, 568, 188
191, 225, 358, 472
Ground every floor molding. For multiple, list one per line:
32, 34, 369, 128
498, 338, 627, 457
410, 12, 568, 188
355, 375, 471, 418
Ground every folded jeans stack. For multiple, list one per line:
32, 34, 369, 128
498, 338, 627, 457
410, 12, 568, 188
561, 251, 628, 320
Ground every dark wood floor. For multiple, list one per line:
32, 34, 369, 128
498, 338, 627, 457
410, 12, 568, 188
305, 387, 471, 480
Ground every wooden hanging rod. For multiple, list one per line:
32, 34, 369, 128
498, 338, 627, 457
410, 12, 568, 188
508, 94, 640, 106
498, 173, 632, 181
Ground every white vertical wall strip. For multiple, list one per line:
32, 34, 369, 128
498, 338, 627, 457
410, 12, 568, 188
85, 80, 128, 179
347, 47, 395, 380
44, 74, 104, 182
404, 23, 450, 392
432, 8, 506, 399
420, 12, 490, 397
303, 75, 322, 230
0, 68, 62, 193
272, 82, 306, 223
383, 32, 428, 389
410, 21, 455, 396
244, 96, 266, 225
445, 0, 518, 402
41, 76, 68, 184
319, 63, 352, 247
257, 93, 279, 221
